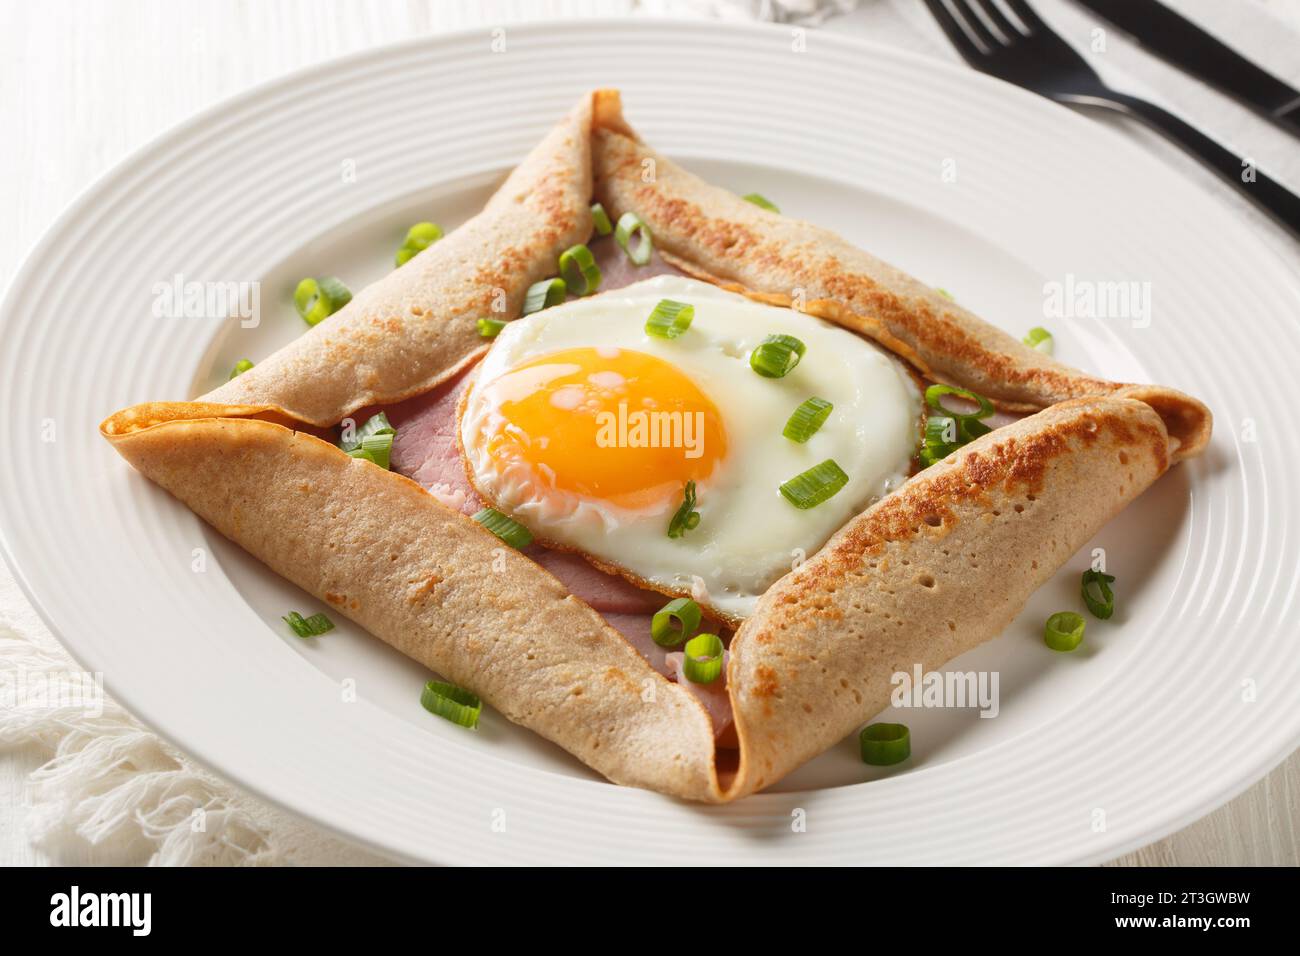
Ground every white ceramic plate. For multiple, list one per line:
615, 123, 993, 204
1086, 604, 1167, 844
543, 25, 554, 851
3, 19, 1298, 865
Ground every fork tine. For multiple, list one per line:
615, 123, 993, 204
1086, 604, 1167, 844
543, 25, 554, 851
1003, 0, 1048, 33
969, 0, 1024, 38
922, 0, 987, 62
947, 0, 1002, 49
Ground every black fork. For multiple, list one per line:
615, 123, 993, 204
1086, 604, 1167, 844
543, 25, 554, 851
924, 0, 1300, 240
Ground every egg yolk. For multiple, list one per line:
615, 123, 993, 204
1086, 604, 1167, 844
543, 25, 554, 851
474, 347, 727, 511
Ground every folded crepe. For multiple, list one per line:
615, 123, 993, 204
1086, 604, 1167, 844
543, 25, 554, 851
101, 90, 1211, 802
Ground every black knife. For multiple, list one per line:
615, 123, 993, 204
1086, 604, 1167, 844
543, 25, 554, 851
1073, 0, 1300, 139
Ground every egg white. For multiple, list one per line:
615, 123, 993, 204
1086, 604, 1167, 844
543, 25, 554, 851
460, 275, 920, 619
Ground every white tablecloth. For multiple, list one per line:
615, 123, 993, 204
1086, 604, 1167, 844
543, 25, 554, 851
2, 0, 1298, 866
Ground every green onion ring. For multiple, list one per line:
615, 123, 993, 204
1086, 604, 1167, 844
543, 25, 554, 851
558, 243, 602, 296
667, 481, 700, 539
750, 334, 806, 378
522, 277, 567, 315
283, 610, 335, 637
339, 412, 395, 453
682, 633, 724, 684
228, 358, 254, 380
477, 317, 508, 338
782, 397, 833, 443
651, 598, 702, 648
614, 211, 653, 266
293, 276, 352, 326
395, 221, 443, 267
742, 193, 779, 213
420, 680, 482, 729
1023, 326, 1054, 354
860, 722, 911, 765
473, 507, 533, 549
1044, 611, 1086, 652
925, 383, 994, 420
347, 432, 394, 470
779, 459, 849, 510
1081, 569, 1116, 620
590, 203, 613, 236
645, 299, 695, 339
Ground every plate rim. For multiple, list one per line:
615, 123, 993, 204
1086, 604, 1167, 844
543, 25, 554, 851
2, 16, 1298, 866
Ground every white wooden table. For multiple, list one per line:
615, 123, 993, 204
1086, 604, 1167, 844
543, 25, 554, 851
2, 0, 1297, 866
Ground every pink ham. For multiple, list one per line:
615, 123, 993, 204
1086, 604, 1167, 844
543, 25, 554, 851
590, 234, 682, 288
369, 242, 743, 750
664, 650, 737, 748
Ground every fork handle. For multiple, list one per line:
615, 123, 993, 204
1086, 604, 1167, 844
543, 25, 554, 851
1103, 92, 1300, 241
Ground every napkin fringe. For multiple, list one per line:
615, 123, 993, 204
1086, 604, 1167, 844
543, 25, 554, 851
0, 629, 279, 866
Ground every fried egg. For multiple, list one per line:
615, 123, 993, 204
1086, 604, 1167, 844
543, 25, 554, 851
459, 275, 920, 619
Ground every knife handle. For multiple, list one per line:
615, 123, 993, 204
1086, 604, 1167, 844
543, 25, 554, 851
1106, 92, 1300, 241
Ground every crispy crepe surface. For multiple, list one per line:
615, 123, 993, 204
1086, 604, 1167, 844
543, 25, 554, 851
101, 90, 1210, 801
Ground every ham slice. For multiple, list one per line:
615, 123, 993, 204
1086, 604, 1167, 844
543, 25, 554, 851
373, 244, 738, 748
376, 243, 687, 656
665, 650, 737, 747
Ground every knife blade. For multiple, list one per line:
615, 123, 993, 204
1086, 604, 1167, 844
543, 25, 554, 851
1073, 0, 1300, 139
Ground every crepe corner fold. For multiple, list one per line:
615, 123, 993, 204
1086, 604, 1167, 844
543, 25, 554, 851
199, 90, 601, 429
101, 402, 724, 801
587, 95, 1212, 461
98, 90, 1215, 803
721, 394, 1173, 798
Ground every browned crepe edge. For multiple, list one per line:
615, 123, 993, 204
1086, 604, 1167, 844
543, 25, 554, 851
97, 90, 1215, 802
198, 93, 598, 428
722, 395, 1172, 798
100, 405, 725, 801
588, 90, 1211, 462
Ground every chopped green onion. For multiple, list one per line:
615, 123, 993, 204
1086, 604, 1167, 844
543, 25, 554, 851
667, 481, 701, 539
670, 478, 702, 538
1023, 326, 1054, 354
783, 397, 833, 443
477, 317, 508, 338
1044, 611, 1086, 652
645, 299, 694, 339
341, 412, 396, 469
936, 287, 954, 300
779, 459, 849, 510
283, 610, 335, 638
559, 243, 601, 296
925, 414, 959, 448
750, 334, 806, 378
293, 276, 352, 326
682, 633, 724, 684
956, 415, 991, 443
347, 433, 394, 470
918, 384, 994, 468
918, 415, 959, 467
395, 221, 443, 267
420, 680, 482, 729
860, 723, 910, 766
473, 507, 533, 549
925, 383, 994, 420
590, 203, 613, 236
228, 358, 254, 380
522, 277, 566, 315
614, 211, 653, 266
651, 598, 702, 648
340, 411, 394, 450
743, 193, 779, 213
1081, 569, 1116, 620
